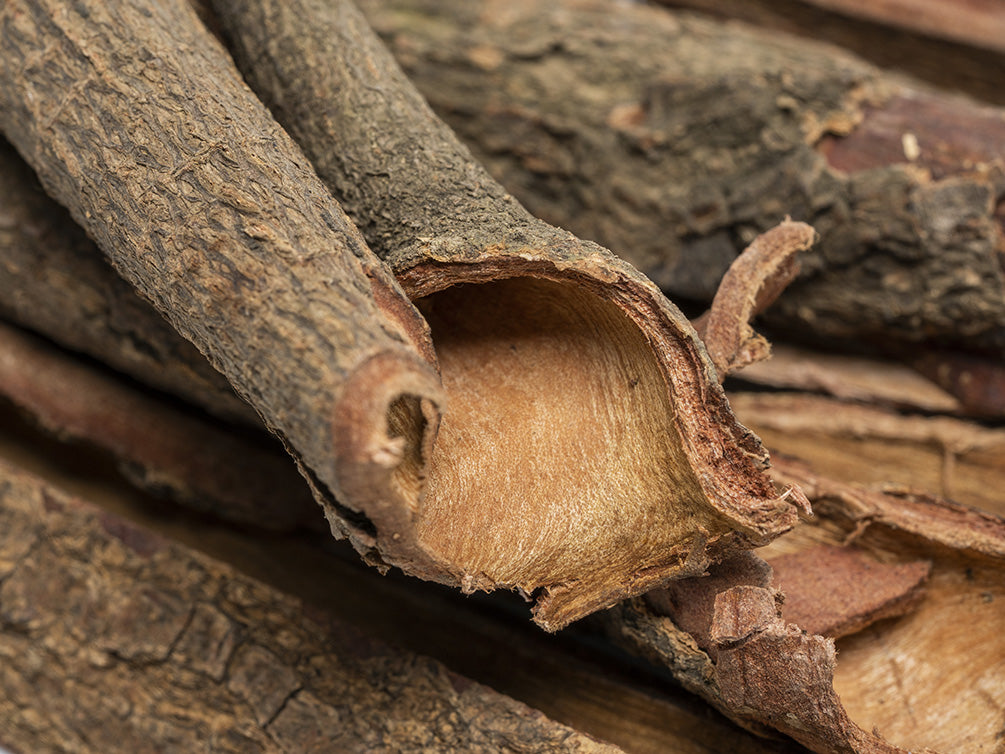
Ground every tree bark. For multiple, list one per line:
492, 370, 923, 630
0, 0, 447, 608
652, 0, 1005, 105
606, 465, 1005, 754
0, 139, 255, 426
0, 319, 319, 531
0, 457, 618, 754
358, 0, 1005, 357
189, 0, 806, 630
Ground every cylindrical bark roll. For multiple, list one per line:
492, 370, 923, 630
0, 0, 443, 555
208, 0, 805, 629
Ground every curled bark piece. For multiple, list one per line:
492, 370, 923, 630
0, 458, 618, 753
0, 139, 256, 426
358, 0, 1005, 356
0, 0, 445, 583
202, 0, 804, 629
0, 319, 318, 530
610, 461, 1005, 753
693, 220, 816, 380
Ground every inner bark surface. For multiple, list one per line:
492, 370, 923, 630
415, 277, 721, 592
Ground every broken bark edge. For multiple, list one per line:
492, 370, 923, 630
331, 349, 445, 567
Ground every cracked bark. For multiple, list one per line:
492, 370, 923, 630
0, 457, 618, 754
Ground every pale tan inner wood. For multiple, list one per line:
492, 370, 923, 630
415, 277, 717, 592
832, 559, 1005, 754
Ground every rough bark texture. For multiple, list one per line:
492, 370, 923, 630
358, 0, 1005, 356
198, 0, 804, 629
0, 139, 255, 426
0, 458, 618, 753
0, 0, 447, 597
0, 320, 319, 531
607, 462, 1005, 753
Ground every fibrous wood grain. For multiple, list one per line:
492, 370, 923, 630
0, 0, 445, 598
200, 0, 806, 629
359, 0, 1005, 356
0, 457, 618, 753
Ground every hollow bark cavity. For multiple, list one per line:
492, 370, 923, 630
415, 276, 724, 596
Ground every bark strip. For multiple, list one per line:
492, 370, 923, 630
0, 0, 445, 587
0, 319, 318, 530
202, 0, 805, 629
0, 457, 618, 754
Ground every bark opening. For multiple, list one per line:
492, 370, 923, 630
413, 276, 730, 598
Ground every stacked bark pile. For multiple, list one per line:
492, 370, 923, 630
1, 0, 1002, 752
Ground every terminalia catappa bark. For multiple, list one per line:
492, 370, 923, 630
0, 0, 804, 629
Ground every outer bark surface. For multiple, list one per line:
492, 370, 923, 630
204, 0, 804, 629
0, 140, 254, 425
359, 0, 1005, 356
0, 0, 444, 579
0, 458, 618, 753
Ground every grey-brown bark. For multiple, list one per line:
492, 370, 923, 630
358, 0, 1005, 357
198, 0, 806, 629
0, 0, 445, 593
0, 140, 255, 426
0, 319, 319, 530
0, 457, 619, 754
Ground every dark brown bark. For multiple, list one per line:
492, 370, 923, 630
358, 0, 1005, 357
0, 139, 255, 426
0, 0, 446, 605
0, 319, 319, 530
0, 457, 619, 754
196, 0, 805, 630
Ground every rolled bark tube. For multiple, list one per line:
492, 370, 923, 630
0, 0, 444, 578
207, 0, 805, 629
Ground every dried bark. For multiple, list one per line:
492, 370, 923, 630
0, 458, 618, 754
188, 0, 805, 630
0, 0, 450, 615
358, 0, 1005, 357
728, 392, 1005, 516
0, 139, 255, 426
653, 0, 1005, 105
607, 463, 1005, 753
0, 319, 318, 530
